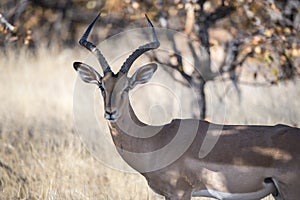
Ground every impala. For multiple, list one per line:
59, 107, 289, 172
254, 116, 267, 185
73, 13, 300, 200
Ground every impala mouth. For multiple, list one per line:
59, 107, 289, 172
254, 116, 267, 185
107, 117, 117, 123
105, 111, 118, 122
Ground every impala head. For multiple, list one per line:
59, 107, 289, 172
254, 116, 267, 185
73, 13, 160, 122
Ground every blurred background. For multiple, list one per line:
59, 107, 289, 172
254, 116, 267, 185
0, 0, 299, 199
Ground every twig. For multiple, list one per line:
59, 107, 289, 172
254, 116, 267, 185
0, 13, 15, 32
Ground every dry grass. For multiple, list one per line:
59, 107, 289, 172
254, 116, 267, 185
0, 48, 157, 200
2, 46, 297, 199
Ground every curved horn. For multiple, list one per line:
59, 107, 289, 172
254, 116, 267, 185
119, 14, 160, 74
79, 13, 112, 74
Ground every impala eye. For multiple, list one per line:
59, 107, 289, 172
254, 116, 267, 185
124, 87, 130, 93
99, 85, 105, 94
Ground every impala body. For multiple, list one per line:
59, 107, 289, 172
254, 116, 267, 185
74, 14, 300, 200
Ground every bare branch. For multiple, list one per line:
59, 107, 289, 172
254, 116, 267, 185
0, 13, 15, 32
208, 4, 236, 25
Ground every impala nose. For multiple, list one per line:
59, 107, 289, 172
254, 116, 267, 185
105, 111, 117, 122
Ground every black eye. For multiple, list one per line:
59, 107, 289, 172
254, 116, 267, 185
99, 85, 105, 94
124, 87, 130, 93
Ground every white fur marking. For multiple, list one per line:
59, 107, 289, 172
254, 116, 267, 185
192, 180, 276, 200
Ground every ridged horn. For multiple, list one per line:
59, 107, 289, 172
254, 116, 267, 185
79, 13, 112, 74
119, 14, 160, 74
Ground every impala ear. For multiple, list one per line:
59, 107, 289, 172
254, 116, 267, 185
73, 62, 102, 85
129, 63, 157, 89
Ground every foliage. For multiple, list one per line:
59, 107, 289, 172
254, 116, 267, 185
0, 0, 299, 118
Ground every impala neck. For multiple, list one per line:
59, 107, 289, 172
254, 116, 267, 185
118, 95, 145, 125
108, 94, 147, 136
107, 94, 167, 154
124, 98, 146, 126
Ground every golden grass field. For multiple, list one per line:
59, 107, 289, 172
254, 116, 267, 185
1, 46, 299, 199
